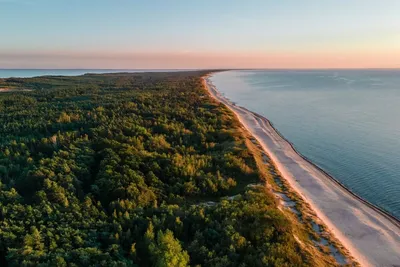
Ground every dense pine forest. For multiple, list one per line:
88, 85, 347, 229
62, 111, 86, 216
0, 72, 330, 266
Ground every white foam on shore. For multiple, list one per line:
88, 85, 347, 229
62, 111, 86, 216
203, 75, 400, 267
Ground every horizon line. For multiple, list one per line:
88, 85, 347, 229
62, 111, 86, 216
1, 67, 400, 70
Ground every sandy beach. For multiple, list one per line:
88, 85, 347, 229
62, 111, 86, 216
204, 75, 400, 267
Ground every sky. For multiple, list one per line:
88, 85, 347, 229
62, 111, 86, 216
1, 0, 400, 69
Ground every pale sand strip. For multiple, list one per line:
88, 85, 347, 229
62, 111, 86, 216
203, 76, 400, 267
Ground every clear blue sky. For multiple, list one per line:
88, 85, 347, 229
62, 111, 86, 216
1, 0, 400, 68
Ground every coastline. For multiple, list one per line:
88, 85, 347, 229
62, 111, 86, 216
253, 108, 400, 229
203, 73, 400, 267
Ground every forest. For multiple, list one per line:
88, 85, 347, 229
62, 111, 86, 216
0, 71, 324, 266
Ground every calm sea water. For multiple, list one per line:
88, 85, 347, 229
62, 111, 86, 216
211, 70, 400, 219
0, 69, 190, 78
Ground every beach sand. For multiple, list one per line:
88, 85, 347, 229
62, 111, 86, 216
203, 75, 400, 267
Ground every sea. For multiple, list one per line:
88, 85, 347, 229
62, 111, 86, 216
210, 70, 400, 219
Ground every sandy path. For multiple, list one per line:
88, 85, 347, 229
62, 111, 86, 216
204, 76, 400, 267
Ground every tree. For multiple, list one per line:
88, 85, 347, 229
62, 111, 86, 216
150, 230, 190, 267
23, 226, 44, 256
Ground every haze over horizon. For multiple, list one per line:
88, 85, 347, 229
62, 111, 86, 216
1, 0, 400, 69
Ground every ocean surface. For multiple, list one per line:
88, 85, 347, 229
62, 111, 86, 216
0, 69, 190, 78
210, 70, 400, 219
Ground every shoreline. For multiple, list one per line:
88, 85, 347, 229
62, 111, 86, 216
203, 74, 400, 267
253, 108, 400, 228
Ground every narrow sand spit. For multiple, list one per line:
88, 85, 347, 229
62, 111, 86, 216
0, 88, 32, 93
203, 76, 400, 267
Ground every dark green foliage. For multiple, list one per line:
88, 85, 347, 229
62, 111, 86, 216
0, 72, 309, 266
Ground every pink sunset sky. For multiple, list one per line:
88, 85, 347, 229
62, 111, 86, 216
2, 50, 400, 69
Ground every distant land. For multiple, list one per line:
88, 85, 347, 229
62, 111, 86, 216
0, 69, 199, 79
